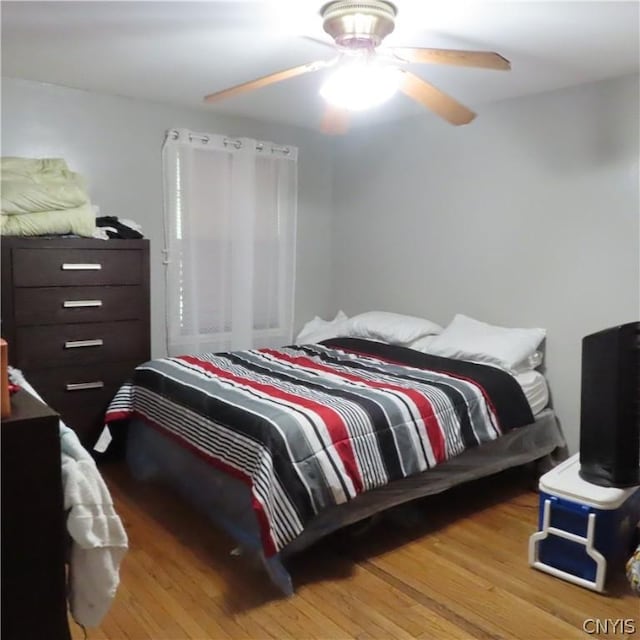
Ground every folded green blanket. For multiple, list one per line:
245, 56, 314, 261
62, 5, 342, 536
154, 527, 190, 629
2, 180, 89, 215
1, 156, 89, 215
0, 203, 96, 238
2, 156, 69, 175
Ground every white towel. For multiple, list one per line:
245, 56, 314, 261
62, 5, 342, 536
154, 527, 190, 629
8, 367, 128, 627
63, 452, 128, 627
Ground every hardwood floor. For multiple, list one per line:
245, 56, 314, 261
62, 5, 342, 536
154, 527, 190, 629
70, 464, 639, 640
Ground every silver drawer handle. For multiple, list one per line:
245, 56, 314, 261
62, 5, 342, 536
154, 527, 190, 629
66, 381, 104, 391
63, 300, 103, 308
64, 339, 104, 349
62, 263, 102, 271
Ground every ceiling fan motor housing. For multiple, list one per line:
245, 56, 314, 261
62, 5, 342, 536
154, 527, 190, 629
321, 0, 397, 48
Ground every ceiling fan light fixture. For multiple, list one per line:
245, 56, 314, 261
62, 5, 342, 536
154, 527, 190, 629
321, 0, 397, 48
204, 0, 509, 130
320, 61, 400, 111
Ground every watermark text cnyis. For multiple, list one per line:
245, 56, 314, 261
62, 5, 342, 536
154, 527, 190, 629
582, 618, 637, 635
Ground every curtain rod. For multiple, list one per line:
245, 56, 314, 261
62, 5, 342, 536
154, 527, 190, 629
224, 137, 292, 156
168, 130, 291, 155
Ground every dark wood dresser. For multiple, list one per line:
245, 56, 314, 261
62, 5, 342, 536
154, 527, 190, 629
1, 390, 71, 640
1, 237, 150, 448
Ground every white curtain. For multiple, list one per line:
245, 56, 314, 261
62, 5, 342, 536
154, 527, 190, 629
162, 129, 297, 355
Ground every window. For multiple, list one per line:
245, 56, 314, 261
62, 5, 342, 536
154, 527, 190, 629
162, 130, 297, 355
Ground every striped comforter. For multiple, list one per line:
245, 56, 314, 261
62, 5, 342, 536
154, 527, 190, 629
105, 338, 534, 556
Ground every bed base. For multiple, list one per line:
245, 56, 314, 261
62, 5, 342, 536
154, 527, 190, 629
125, 409, 566, 595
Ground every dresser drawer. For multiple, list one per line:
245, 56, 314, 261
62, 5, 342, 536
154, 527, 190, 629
14, 286, 146, 326
16, 321, 149, 369
52, 400, 116, 447
47, 399, 114, 447
27, 361, 140, 394
28, 362, 141, 447
35, 385, 117, 447
12, 248, 143, 287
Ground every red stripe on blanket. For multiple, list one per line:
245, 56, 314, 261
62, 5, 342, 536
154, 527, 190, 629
104, 409, 133, 422
262, 349, 447, 463
317, 345, 501, 437
179, 355, 364, 494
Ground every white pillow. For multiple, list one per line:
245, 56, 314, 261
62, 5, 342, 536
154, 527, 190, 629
424, 314, 545, 371
411, 336, 543, 371
409, 335, 438, 353
296, 311, 349, 344
347, 311, 443, 346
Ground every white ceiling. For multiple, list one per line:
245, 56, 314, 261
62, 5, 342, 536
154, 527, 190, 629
2, 1, 639, 131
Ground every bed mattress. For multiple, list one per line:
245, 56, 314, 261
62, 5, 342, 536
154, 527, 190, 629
514, 370, 549, 416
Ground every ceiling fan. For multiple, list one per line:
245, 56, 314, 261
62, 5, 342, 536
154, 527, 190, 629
203, 0, 510, 134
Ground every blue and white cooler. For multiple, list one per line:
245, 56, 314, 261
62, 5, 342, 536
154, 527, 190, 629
529, 453, 640, 592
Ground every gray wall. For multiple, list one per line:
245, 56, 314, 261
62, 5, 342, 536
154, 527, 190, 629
1, 77, 335, 357
331, 74, 640, 453
3, 75, 638, 453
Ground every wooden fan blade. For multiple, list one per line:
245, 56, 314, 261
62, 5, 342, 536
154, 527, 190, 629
399, 70, 476, 126
392, 47, 510, 71
320, 105, 350, 135
204, 60, 329, 103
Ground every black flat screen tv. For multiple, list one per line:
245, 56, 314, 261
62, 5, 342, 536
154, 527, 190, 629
579, 321, 640, 487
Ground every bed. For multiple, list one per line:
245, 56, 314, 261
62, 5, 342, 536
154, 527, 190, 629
104, 336, 565, 594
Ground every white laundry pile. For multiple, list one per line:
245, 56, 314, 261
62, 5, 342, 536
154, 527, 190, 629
9, 367, 128, 627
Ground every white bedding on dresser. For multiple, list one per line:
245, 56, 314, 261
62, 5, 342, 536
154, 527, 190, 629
8, 367, 127, 628
514, 369, 549, 416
